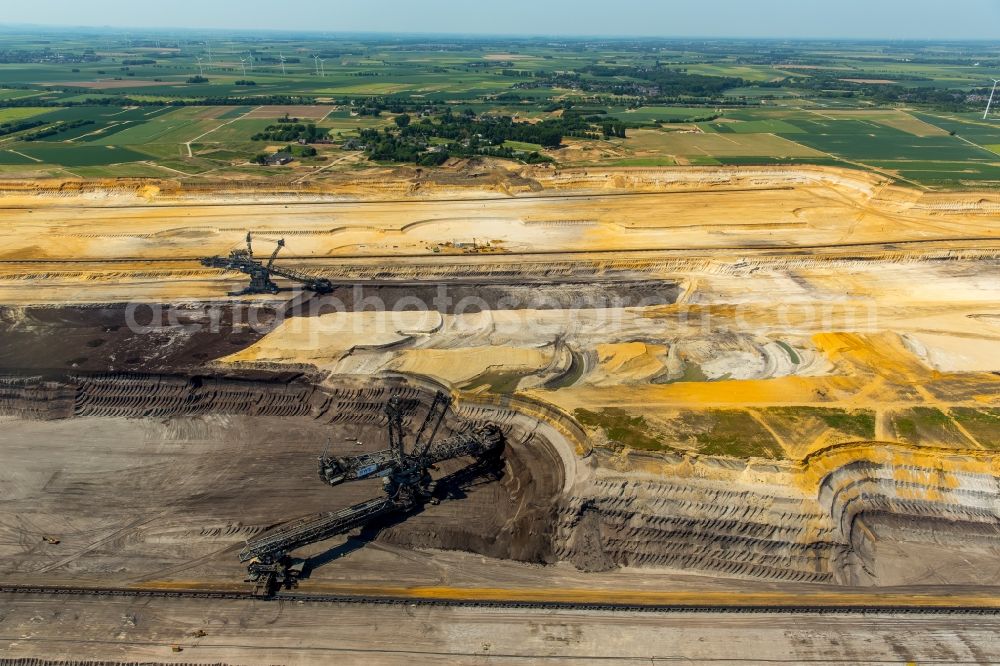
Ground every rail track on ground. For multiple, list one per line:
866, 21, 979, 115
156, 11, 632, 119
1, 584, 997, 615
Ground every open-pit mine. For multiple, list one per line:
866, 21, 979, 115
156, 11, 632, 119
1, 165, 999, 663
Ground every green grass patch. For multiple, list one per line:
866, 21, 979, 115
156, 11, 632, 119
892, 407, 970, 447
0, 107, 52, 123
151, 157, 219, 174
756, 406, 876, 454
678, 409, 785, 459
819, 410, 877, 438
686, 155, 722, 166
574, 407, 671, 452
949, 408, 1000, 450
69, 163, 176, 178
503, 139, 544, 152
196, 148, 249, 162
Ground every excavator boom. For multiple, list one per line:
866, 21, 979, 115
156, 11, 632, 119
240, 496, 397, 564
266, 238, 285, 270
201, 233, 334, 295
318, 425, 502, 488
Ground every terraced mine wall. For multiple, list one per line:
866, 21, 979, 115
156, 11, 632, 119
556, 446, 1000, 586
554, 473, 853, 583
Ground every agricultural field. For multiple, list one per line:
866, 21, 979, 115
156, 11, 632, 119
625, 129, 826, 160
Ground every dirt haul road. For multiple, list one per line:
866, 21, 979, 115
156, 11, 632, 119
4, 592, 999, 664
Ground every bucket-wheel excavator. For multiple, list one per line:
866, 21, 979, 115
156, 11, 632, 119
201, 232, 335, 295
238, 392, 505, 596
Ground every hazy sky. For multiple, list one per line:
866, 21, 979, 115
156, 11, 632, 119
4, 0, 999, 39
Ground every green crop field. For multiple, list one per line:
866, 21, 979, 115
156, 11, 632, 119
0, 149, 45, 165
0, 107, 53, 123
712, 119, 806, 134
3, 144, 148, 166
912, 113, 1000, 144
777, 118, 997, 163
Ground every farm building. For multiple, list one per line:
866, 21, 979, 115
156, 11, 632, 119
266, 151, 293, 166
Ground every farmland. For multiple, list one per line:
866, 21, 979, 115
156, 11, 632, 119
0, 30, 994, 184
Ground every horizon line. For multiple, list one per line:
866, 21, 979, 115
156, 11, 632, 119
0, 22, 998, 42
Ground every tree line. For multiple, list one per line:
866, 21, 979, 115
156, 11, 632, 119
251, 123, 324, 143
22, 119, 94, 141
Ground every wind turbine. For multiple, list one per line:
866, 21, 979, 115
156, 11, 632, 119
247, 51, 254, 71
279, 52, 287, 75
196, 57, 204, 76
240, 57, 247, 77
320, 58, 326, 77
984, 79, 1000, 120
206, 43, 213, 64
313, 54, 320, 76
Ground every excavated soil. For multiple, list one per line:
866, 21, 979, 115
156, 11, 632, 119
309, 280, 680, 314
1, 168, 999, 595
0, 372, 566, 584
0, 304, 282, 375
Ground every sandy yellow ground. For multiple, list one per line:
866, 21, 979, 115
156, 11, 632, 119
0, 166, 996, 262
